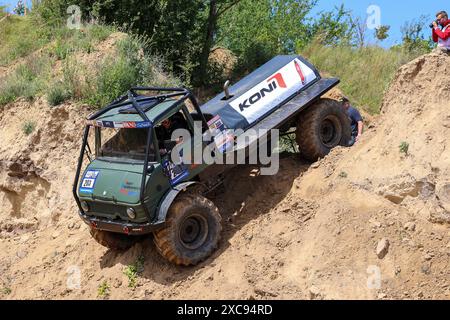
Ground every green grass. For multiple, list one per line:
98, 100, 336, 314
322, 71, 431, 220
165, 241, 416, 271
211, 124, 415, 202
0, 56, 51, 105
22, 121, 36, 135
49, 25, 116, 60
0, 6, 116, 66
123, 255, 145, 288
302, 41, 429, 114
1, 287, 12, 295
0, 12, 180, 109
338, 171, 348, 178
399, 141, 409, 156
0, 14, 50, 66
0, 14, 145, 108
97, 280, 110, 298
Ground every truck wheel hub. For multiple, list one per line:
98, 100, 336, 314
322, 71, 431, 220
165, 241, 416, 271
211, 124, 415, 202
179, 214, 208, 250
320, 117, 341, 147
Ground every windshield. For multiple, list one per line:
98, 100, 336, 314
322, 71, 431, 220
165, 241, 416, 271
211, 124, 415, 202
96, 127, 156, 162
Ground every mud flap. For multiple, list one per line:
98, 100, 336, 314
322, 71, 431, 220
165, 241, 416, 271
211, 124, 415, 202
155, 181, 198, 224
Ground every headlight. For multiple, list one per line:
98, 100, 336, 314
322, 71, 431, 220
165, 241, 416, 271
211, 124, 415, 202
81, 201, 89, 212
127, 208, 136, 219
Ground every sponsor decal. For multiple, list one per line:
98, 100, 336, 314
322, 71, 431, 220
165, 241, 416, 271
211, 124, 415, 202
237, 74, 286, 112
136, 121, 152, 128
121, 122, 137, 128
102, 121, 115, 128
79, 170, 99, 194
88, 121, 151, 129
294, 60, 306, 85
229, 58, 317, 124
162, 159, 189, 186
267, 73, 287, 89
119, 180, 139, 197
207, 115, 235, 153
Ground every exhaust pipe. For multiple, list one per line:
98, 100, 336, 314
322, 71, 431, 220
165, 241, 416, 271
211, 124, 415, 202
224, 80, 231, 100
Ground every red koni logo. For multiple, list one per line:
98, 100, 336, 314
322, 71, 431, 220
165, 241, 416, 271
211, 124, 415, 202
294, 60, 306, 85
238, 72, 287, 111
267, 73, 287, 88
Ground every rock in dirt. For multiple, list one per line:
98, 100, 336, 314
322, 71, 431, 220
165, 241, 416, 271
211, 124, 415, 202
404, 222, 416, 232
309, 285, 322, 300
376, 238, 390, 259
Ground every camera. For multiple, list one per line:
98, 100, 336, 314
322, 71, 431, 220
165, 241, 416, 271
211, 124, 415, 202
430, 19, 440, 28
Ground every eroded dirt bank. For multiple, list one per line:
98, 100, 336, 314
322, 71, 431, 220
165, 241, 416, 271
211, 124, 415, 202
1, 51, 450, 300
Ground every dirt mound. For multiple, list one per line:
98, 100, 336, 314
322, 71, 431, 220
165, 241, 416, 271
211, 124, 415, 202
1, 51, 450, 300
209, 46, 237, 78
291, 50, 450, 299
0, 98, 90, 237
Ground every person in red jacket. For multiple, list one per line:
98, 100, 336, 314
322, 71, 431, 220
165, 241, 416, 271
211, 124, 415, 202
432, 11, 450, 52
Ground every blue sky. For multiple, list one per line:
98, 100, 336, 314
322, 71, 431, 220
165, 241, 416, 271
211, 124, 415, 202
0, 0, 31, 12
1, 0, 443, 47
312, 0, 443, 46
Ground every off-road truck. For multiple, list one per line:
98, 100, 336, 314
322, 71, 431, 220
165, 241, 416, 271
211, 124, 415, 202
73, 55, 350, 266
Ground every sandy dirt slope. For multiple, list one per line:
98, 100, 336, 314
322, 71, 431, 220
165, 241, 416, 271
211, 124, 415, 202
1, 50, 450, 300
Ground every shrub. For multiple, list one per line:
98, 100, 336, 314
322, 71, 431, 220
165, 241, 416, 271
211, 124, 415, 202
399, 141, 409, 155
47, 82, 72, 106
97, 280, 110, 298
1, 287, 12, 295
123, 256, 145, 288
86, 56, 138, 107
84, 35, 180, 108
53, 40, 72, 60
22, 121, 36, 135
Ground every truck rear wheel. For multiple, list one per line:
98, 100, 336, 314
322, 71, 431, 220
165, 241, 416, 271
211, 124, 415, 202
153, 194, 222, 266
89, 228, 137, 250
296, 98, 351, 162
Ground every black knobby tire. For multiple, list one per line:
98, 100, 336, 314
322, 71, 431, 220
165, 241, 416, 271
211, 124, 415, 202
153, 194, 222, 266
90, 228, 138, 250
296, 98, 351, 162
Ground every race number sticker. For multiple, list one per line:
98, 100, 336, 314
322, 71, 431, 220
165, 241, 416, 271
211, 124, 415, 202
162, 160, 189, 186
79, 170, 99, 194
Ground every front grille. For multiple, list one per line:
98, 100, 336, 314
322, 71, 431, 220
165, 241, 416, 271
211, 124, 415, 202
88, 202, 128, 220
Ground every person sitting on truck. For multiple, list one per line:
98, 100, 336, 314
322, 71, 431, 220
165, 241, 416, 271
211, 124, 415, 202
101, 128, 156, 161
432, 11, 450, 52
341, 97, 363, 146
156, 112, 189, 156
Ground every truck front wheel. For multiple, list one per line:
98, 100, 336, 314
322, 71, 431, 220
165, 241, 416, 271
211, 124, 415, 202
296, 98, 351, 162
153, 194, 222, 266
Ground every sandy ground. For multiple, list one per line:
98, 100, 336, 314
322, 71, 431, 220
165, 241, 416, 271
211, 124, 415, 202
1, 45, 450, 300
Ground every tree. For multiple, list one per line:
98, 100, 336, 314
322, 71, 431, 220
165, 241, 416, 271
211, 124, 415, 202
218, 0, 319, 75
375, 25, 390, 41
349, 15, 368, 48
401, 15, 433, 53
14, 0, 26, 15
309, 4, 356, 47
195, 0, 242, 85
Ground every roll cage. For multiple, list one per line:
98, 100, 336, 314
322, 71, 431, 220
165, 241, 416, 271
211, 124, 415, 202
73, 87, 208, 220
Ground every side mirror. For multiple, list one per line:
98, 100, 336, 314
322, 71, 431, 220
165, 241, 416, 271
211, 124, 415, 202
147, 164, 155, 174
